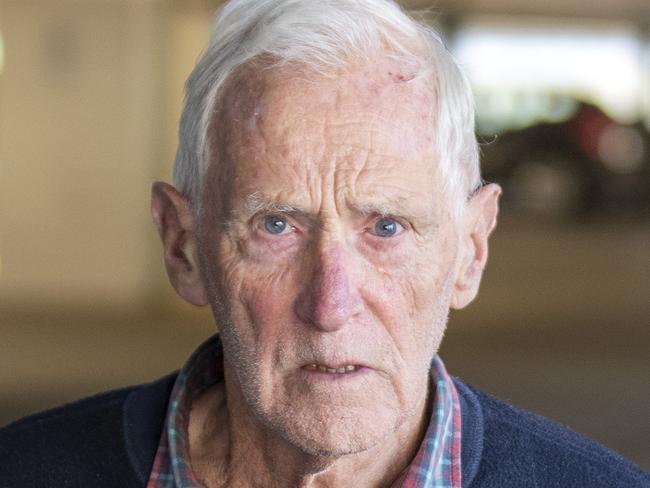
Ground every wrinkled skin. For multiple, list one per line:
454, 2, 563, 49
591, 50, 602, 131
152, 59, 500, 487
203, 61, 454, 454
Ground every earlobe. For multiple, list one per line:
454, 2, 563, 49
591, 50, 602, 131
151, 182, 208, 307
451, 183, 501, 310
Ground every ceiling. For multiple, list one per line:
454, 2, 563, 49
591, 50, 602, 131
404, 0, 650, 23
186, 1, 650, 23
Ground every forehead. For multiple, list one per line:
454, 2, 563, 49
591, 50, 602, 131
210, 59, 441, 216
224, 60, 434, 152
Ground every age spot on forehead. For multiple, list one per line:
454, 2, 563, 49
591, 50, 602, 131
387, 71, 415, 83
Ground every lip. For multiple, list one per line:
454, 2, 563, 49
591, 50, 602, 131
301, 358, 370, 369
301, 359, 370, 370
299, 363, 372, 381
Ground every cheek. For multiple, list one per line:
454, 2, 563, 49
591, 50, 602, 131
364, 242, 453, 313
360, 240, 455, 355
241, 271, 297, 327
364, 271, 442, 346
220, 255, 300, 353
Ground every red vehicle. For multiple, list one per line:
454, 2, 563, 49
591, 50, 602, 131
480, 101, 650, 219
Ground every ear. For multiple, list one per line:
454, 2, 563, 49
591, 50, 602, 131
151, 182, 208, 307
451, 183, 501, 310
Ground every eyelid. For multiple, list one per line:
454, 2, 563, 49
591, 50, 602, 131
251, 211, 285, 224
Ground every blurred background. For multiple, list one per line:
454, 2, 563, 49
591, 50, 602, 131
1, 0, 648, 470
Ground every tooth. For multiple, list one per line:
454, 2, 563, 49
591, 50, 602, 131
307, 364, 360, 374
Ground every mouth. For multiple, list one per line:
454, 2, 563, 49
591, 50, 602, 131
302, 364, 361, 374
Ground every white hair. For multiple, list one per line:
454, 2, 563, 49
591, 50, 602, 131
173, 0, 481, 219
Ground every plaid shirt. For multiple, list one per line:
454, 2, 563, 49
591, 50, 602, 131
147, 336, 462, 488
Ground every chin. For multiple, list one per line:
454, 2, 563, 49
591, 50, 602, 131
262, 399, 402, 458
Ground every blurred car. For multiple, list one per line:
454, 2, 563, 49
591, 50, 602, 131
480, 101, 650, 219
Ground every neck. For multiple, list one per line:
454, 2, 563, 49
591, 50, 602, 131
189, 366, 432, 488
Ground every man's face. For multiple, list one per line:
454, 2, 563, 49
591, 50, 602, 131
199, 62, 462, 456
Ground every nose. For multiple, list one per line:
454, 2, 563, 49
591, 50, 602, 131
294, 244, 362, 332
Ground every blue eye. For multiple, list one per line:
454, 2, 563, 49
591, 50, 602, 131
263, 215, 291, 235
373, 218, 402, 237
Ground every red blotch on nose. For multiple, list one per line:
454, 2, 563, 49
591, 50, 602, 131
294, 246, 357, 331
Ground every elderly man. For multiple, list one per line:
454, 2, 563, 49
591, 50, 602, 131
1, 0, 649, 487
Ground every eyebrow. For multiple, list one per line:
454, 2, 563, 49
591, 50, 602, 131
349, 196, 415, 218
244, 191, 309, 216
242, 191, 433, 227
